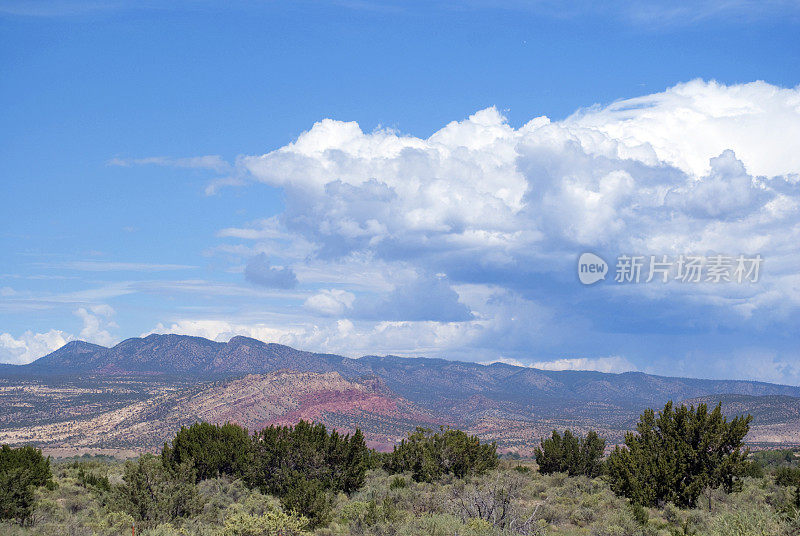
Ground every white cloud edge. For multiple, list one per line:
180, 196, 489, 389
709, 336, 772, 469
481, 355, 637, 373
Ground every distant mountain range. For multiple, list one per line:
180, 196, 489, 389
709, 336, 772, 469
1, 334, 799, 455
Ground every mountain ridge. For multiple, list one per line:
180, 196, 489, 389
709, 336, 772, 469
8, 334, 800, 401
7, 334, 800, 425
4, 334, 800, 453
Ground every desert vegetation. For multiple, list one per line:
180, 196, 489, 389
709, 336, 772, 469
3, 402, 800, 535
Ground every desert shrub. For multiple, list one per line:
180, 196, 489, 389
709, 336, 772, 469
708, 507, 785, 536
139, 524, 182, 536
339, 498, 399, 531
589, 507, 649, 536
162, 422, 253, 482
88, 509, 136, 536
536, 501, 565, 525
630, 503, 648, 525
534, 429, 605, 477
570, 505, 596, 526
346, 469, 448, 519
0, 445, 54, 524
221, 509, 309, 536
384, 427, 498, 482
192, 477, 283, 528
397, 513, 480, 536
606, 402, 751, 507
448, 471, 545, 534
775, 466, 800, 487
77, 465, 111, 493
390, 476, 407, 489
114, 454, 201, 528
281, 478, 335, 527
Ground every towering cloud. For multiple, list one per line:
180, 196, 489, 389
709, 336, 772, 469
233, 80, 800, 318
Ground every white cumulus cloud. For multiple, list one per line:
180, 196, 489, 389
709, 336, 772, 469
304, 289, 356, 316
0, 329, 74, 365
229, 79, 800, 323
55, 79, 799, 382
74, 304, 117, 346
0, 304, 118, 364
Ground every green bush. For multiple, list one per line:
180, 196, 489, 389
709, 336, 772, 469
630, 502, 649, 525
339, 499, 398, 529
77, 465, 111, 492
775, 466, 800, 487
390, 476, 407, 489
138, 523, 182, 536
114, 454, 201, 528
709, 508, 784, 536
221, 509, 309, 536
0, 444, 54, 524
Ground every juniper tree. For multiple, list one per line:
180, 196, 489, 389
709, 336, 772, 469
247, 421, 371, 525
534, 429, 605, 477
0, 445, 54, 524
384, 427, 498, 482
162, 421, 252, 481
606, 401, 751, 507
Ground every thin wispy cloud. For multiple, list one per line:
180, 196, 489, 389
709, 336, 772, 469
56, 261, 197, 272
0, 0, 119, 17
332, 0, 800, 26
133, 279, 308, 300
108, 155, 231, 173
6, 0, 798, 26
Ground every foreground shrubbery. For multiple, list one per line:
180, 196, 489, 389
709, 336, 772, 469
0, 445, 54, 524
5, 456, 800, 536
5, 401, 800, 535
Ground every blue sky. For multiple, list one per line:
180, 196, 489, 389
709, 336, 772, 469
1, 1, 799, 383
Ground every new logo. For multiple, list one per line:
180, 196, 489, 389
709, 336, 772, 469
578, 253, 608, 285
